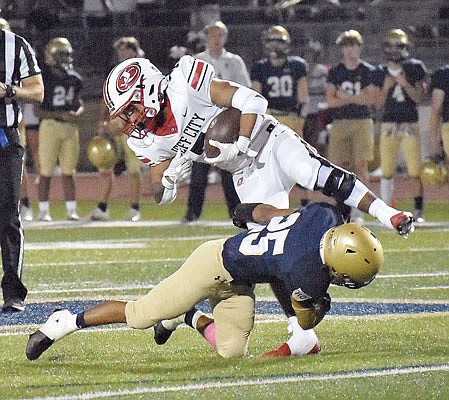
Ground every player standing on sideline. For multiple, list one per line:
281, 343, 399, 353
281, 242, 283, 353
373, 29, 427, 222
251, 25, 310, 208
27, 202, 383, 360
325, 30, 377, 223
89, 37, 145, 222
182, 21, 247, 224
428, 63, 449, 186
35, 38, 84, 222
0, 19, 44, 311
99, 55, 414, 356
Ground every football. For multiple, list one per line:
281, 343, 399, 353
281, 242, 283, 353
204, 108, 241, 158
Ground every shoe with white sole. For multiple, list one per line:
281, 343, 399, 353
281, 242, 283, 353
125, 208, 140, 222
67, 211, 80, 221
21, 206, 33, 222
38, 211, 52, 222
26, 309, 77, 360
90, 207, 110, 221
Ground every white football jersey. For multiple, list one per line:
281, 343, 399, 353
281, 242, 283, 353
127, 55, 225, 166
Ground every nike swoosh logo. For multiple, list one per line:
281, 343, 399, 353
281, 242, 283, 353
182, 107, 188, 117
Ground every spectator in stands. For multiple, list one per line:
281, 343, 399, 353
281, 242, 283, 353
182, 21, 249, 224
325, 29, 377, 223
251, 25, 310, 208
35, 37, 84, 222
372, 29, 427, 222
89, 37, 145, 222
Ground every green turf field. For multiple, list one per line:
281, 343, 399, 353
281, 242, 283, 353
0, 200, 448, 399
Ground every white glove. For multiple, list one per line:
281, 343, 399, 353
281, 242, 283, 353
161, 150, 192, 190
204, 136, 250, 164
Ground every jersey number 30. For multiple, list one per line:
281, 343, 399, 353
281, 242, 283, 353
239, 213, 300, 256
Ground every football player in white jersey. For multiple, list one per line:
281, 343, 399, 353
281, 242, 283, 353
103, 55, 415, 356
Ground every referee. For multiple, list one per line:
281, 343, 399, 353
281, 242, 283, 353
0, 21, 44, 312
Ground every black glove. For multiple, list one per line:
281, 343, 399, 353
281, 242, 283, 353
232, 203, 262, 230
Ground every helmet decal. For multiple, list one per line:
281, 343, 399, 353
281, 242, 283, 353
116, 63, 141, 93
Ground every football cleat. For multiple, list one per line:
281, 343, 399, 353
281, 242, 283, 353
21, 205, 33, 222
390, 211, 415, 238
38, 211, 52, 222
153, 322, 175, 345
125, 208, 140, 222
264, 341, 321, 357
66, 211, 80, 221
90, 207, 110, 221
26, 309, 77, 360
414, 209, 425, 224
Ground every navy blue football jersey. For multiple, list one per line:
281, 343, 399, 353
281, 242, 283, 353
250, 56, 307, 112
41, 66, 83, 113
372, 59, 426, 123
430, 65, 449, 122
326, 61, 375, 120
222, 203, 343, 301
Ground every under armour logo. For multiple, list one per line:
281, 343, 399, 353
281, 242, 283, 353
214, 276, 227, 284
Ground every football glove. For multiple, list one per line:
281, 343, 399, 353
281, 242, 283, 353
390, 211, 415, 238
161, 150, 192, 190
204, 136, 250, 163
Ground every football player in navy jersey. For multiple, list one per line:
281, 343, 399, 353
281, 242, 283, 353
251, 25, 309, 135
251, 25, 311, 210
325, 30, 377, 223
373, 29, 427, 222
27, 202, 383, 361
35, 38, 84, 222
428, 64, 449, 186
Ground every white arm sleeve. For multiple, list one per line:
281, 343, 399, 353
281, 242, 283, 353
231, 85, 268, 115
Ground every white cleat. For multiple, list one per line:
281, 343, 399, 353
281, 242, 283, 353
89, 207, 110, 221
26, 309, 77, 360
125, 208, 140, 222
38, 212, 52, 222
67, 211, 80, 221
21, 206, 33, 222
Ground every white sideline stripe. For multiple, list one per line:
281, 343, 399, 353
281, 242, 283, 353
18, 363, 449, 400
26, 258, 185, 267
29, 284, 155, 294
25, 235, 225, 250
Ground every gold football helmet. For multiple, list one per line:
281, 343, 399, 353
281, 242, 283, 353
335, 30, 363, 46
45, 37, 74, 69
263, 25, 291, 60
321, 223, 384, 289
383, 29, 410, 62
87, 136, 117, 170
0, 18, 10, 31
420, 161, 448, 188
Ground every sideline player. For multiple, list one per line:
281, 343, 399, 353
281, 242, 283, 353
373, 29, 427, 221
428, 64, 449, 187
251, 25, 310, 207
99, 55, 414, 356
325, 30, 377, 223
26, 202, 383, 360
35, 38, 84, 222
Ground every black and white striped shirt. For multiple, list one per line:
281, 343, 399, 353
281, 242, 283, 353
0, 29, 41, 128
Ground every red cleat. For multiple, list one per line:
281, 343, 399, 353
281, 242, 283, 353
264, 342, 321, 357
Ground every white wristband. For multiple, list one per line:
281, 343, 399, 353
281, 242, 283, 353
236, 136, 250, 154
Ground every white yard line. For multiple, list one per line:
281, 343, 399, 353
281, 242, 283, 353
17, 363, 449, 400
